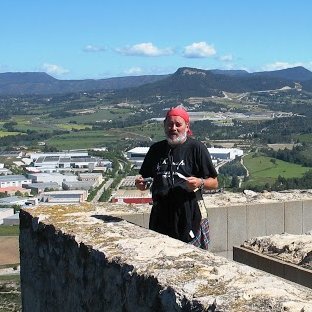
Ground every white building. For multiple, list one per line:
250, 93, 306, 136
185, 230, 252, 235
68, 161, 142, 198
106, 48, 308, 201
25, 152, 110, 173
78, 173, 103, 186
27, 151, 88, 162
0, 175, 32, 188
27, 172, 78, 185
0, 208, 15, 224
0, 163, 12, 175
39, 190, 88, 203
208, 148, 243, 160
3, 213, 19, 225
126, 146, 243, 168
126, 147, 150, 168
0, 196, 29, 207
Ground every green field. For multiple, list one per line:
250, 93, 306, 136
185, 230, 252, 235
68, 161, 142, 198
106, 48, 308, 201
242, 153, 312, 186
56, 123, 92, 131
64, 107, 135, 124
0, 131, 22, 137
46, 129, 145, 150
46, 123, 164, 150
0, 226, 19, 236
296, 133, 312, 144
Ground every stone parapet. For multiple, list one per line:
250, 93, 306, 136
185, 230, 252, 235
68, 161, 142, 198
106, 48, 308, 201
20, 203, 312, 311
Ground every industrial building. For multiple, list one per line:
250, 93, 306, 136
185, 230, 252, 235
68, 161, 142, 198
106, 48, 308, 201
38, 190, 88, 203
0, 175, 32, 188
25, 152, 112, 173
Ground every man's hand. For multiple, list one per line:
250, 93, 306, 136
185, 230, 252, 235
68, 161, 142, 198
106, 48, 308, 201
186, 176, 203, 191
135, 176, 148, 191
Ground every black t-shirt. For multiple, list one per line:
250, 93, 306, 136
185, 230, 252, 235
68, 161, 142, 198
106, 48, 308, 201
139, 137, 217, 243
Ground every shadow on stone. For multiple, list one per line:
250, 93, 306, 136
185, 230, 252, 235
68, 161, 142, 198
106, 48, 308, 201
91, 214, 123, 223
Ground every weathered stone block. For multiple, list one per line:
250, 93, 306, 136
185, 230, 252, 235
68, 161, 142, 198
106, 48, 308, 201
19, 204, 312, 311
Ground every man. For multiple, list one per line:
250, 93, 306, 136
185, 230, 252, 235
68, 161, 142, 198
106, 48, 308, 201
135, 106, 218, 249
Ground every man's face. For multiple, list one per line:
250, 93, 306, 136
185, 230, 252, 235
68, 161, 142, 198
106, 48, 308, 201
164, 115, 189, 145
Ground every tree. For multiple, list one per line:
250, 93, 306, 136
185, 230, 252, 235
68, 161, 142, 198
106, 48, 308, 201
15, 190, 23, 197
230, 175, 240, 189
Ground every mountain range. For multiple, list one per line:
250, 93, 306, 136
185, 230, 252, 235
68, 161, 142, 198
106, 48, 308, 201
0, 66, 312, 96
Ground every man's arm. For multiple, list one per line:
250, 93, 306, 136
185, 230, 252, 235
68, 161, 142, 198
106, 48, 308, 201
186, 176, 218, 192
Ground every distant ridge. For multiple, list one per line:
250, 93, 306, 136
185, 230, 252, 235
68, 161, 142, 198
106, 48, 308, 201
210, 69, 249, 77
116, 66, 312, 99
0, 66, 312, 96
251, 66, 312, 82
0, 72, 57, 84
0, 72, 168, 95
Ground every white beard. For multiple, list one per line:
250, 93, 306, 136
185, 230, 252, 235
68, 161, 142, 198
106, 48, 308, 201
166, 130, 187, 145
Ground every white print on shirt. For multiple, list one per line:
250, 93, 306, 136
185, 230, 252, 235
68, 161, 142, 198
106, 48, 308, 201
157, 158, 185, 171
156, 158, 186, 182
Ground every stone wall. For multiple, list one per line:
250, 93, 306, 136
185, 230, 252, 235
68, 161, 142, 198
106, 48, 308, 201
20, 203, 312, 312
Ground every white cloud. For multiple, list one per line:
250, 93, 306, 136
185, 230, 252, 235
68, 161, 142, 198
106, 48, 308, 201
183, 42, 216, 58
41, 63, 69, 76
219, 54, 233, 62
116, 42, 173, 57
263, 61, 304, 71
0, 64, 10, 72
124, 67, 144, 75
83, 45, 106, 52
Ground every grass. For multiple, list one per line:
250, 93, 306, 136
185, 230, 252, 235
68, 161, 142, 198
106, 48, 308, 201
46, 124, 163, 150
46, 130, 121, 149
64, 107, 134, 123
296, 133, 312, 144
0, 226, 19, 236
242, 153, 312, 186
56, 123, 92, 130
0, 131, 23, 137
0, 264, 20, 270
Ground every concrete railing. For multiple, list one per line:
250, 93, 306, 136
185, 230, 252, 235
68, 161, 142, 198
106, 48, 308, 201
114, 199, 312, 256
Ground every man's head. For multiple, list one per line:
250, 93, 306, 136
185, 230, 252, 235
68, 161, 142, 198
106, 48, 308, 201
164, 107, 192, 145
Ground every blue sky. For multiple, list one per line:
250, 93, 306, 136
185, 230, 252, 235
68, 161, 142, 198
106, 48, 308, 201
1, 0, 312, 80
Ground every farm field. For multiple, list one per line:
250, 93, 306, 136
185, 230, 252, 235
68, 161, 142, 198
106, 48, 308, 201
0, 131, 22, 137
0, 237, 19, 266
0, 226, 19, 267
46, 124, 163, 150
0, 227, 21, 311
242, 153, 312, 186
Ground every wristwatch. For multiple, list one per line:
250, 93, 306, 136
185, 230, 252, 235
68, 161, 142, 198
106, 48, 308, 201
199, 178, 205, 190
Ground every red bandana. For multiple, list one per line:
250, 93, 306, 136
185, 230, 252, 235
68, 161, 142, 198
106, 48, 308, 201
165, 107, 192, 135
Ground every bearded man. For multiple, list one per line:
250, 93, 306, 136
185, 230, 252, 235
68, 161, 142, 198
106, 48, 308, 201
135, 106, 218, 249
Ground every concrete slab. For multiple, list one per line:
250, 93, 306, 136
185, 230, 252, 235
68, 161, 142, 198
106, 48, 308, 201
303, 199, 312, 233
265, 202, 284, 235
285, 201, 303, 234
207, 206, 227, 253
246, 203, 266, 238
227, 205, 247, 251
